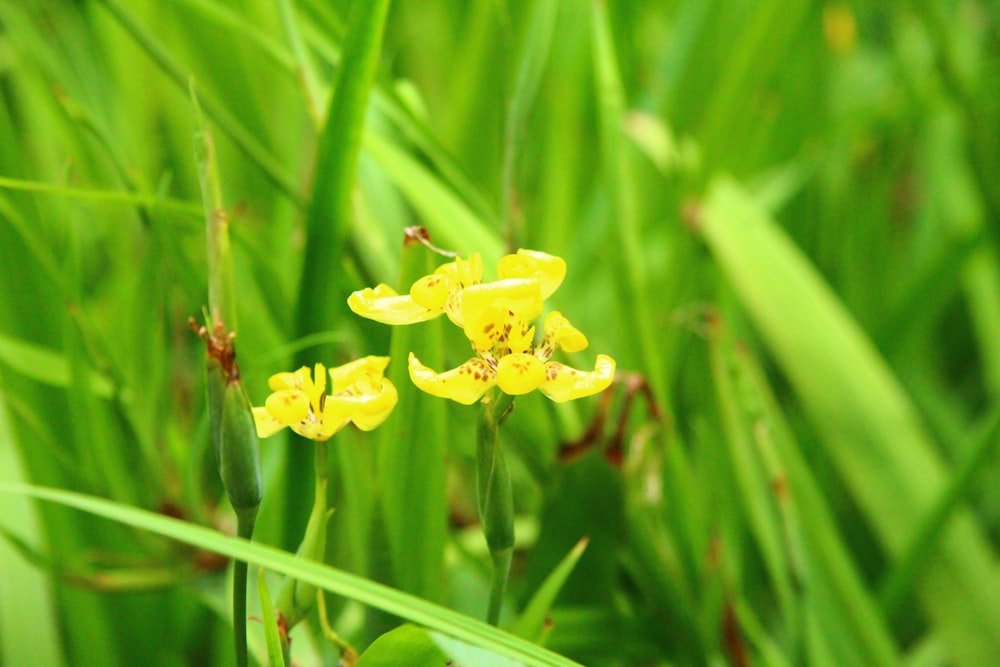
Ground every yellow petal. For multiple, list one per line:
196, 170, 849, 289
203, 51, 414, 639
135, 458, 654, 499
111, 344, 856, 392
497, 249, 566, 300
410, 273, 450, 310
496, 353, 546, 395
437, 253, 482, 287
542, 311, 588, 354
507, 323, 535, 354
539, 354, 616, 402
329, 356, 390, 392
352, 383, 398, 430
408, 352, 496, 405
348, 284, 440, 324
268, 369, 304, 391
431, 254, 484, 326
264, 389, 310, 424
253, 407, 286, 438
290, 418, 330, 442
325, 378, 398, 431
461, 279, 542, 340
462, 303, 509, 351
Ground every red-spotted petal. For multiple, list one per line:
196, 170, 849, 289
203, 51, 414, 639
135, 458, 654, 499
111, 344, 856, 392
253, 407, 286, 437
496, 353, 546, 395
408, 352, 496, 405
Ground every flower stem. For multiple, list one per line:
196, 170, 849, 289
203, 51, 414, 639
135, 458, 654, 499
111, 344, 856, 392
487, 545, 514, 627
477, 391, 516, 625
276, 440, 329, 629
233, 507, 257, 667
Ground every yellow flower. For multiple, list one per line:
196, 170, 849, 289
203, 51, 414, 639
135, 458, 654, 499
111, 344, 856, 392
349, 249, 615, 404
253, 357, 397, 441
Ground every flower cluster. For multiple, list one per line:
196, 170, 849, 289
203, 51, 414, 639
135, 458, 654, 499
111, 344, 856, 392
349, 249, 615, 404
253, 357, 397, 441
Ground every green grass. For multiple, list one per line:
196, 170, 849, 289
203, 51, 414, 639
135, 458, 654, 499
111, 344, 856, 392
2, 1, 1000, 665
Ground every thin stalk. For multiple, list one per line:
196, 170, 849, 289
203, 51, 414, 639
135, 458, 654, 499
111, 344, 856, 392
191, 80, 235, 330
233, 507, 258, 667
487, 546, 514, 627
192, 82, 262, 667
477, 391, 516, 625
0, 176, 202, 218
276, 439, 329, 629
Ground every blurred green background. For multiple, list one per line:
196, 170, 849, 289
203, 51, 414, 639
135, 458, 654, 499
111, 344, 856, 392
2, 0, 1000, 665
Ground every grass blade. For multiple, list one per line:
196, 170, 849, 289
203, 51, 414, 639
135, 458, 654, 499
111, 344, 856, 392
0, 402, 66, 667
0, 483, 583, 667
699, 176, 1000, 666
285, 0, 390, 551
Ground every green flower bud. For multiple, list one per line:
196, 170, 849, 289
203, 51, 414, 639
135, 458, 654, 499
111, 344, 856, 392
218, 375, 263, 516
194, 319, 263, 520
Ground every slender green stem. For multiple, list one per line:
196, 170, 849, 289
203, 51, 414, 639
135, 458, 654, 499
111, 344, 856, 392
487, 546, 514, 627
276, 439, 329, 628
234, 507, 258, 667
477, 391, 516, 625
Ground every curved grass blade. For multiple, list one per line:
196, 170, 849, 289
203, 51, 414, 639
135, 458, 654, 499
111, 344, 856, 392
710, 317, 898, 666
0, 483, 582, 667
0, 406, 65, 667
511, 537, 588, 642
257, 568, 288, 667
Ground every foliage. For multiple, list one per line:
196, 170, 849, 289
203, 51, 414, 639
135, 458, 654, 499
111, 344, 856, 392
1, 0, 1000, 665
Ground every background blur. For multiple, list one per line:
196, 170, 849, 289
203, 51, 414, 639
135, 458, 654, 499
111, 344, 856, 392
2, 0, 1000, 665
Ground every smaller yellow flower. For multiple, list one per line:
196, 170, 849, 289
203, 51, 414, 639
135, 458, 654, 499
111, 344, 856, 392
253, 357, 397, 441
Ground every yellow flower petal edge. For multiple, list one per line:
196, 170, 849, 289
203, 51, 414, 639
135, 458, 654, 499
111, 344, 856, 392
326, 380, 398, 431
329, 356, 390, 392
252, 407, 286, 437
539, 354, 616, 403
497, 249, 566, 301
408, 352, 497, 405
347, 284, 440, 325
541, 311, 588, 354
